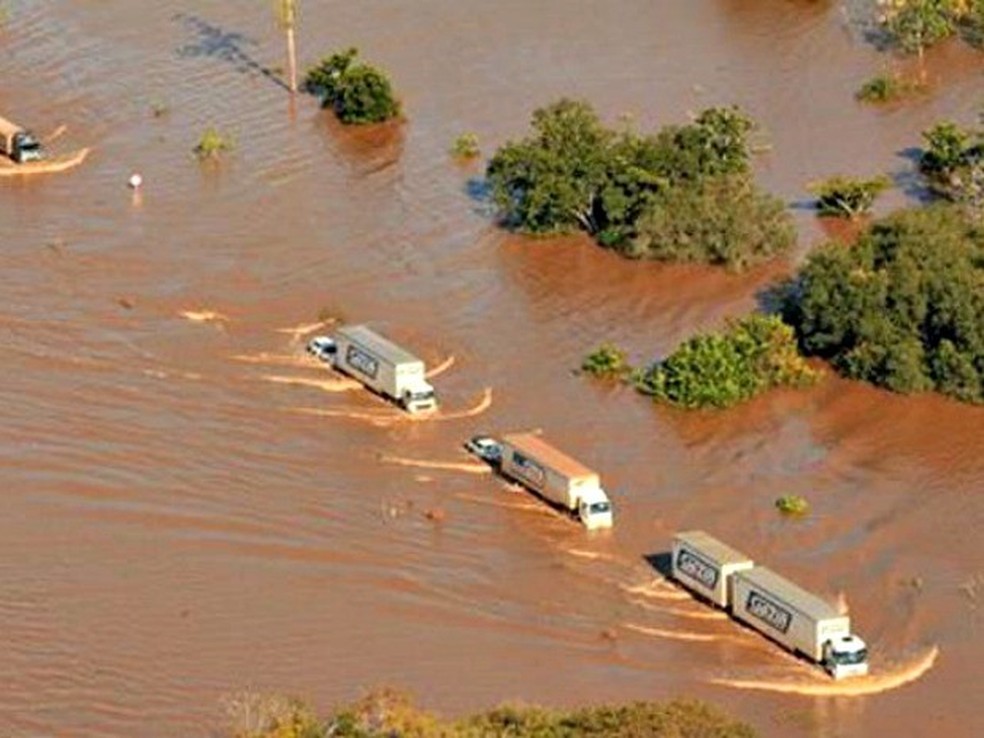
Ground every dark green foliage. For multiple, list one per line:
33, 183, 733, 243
634, 315, 819, 409
626, 175, 796, 269
304, 48, 400, 125
808, 175, 891, 218
582, 344, 632, 379
781, 205, 984, 403
486, 99, 792, 269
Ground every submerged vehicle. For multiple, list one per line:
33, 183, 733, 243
0, 116, 45, 163
331, 325, 437, 413
495, 432, 613, 530
671, 530, 869, 679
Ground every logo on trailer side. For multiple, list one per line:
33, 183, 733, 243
510, 451, 545, 489
676, 548, 720, 590
745, 590, 793, 634
346, 345, 379, 379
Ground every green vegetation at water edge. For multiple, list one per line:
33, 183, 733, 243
779, 205, 984, 403
808, 175, 891, 218
304, 48, 400, 125
486, 99, 794, 270
224, 688, 758, 738
633, 315, 819, 410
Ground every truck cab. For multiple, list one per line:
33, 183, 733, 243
12, 131, 44, 163
823, 634, 869, 679
401, 380, 437, 414
577, 487, 613, 530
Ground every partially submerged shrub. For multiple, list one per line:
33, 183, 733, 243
775, 495, 810, 516
635, 314, 819, 409
919, 119, 984, 207
304, 47, 400, 125
808, 175, 891, 219
855, 73, 925, 103
582, 343, 632, 379
451, 132, 481, 158
194, 127, 234, 160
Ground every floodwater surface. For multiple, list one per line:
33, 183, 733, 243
1, 2, 982, 738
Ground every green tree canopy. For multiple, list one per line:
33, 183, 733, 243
781, 205, 984, 402
486, 100, 792, 270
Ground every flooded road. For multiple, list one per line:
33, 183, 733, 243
1, 2, 982, 737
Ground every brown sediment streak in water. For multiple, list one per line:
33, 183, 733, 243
620, 582, 691, 601
231, 352, 319, 368
426, 355, 455, 378
430, 387, 493, 421
0, 147, 90, 176
180, 310, 230, 325
709, 646, 940, 696
262, 374, 361, 393
43, 124, 68, 143
453, 492, 548, 513
275, 320, 333, 346
564, 548, 617, 562
627, 597, 729, 620
379, 455, 492, 474
289, 406, 405, 427
623, 622, 743, 644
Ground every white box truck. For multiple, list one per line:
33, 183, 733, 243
332, 325, 437, 414
669, 530, 869, 679
498, 432, 613, 530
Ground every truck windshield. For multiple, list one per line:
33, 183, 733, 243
588, 502, 611, 515
411, 390, 435, 401
830, 648, 867, 665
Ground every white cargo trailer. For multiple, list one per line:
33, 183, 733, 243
332, 325, 438, 413
499, 432, 613, 530
730, 566, 868, 679
671, 531, 754, 608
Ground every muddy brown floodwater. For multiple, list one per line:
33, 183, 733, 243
1, 2, 982, 737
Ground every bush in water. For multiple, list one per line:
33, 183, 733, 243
634, 314, 819, 410
775, 495, 810, 516
304, 47, 400, 125
451, 132, 481, 159
582, 343, 632, 379
194, 127, 234, 160
807, 175, 892, 219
